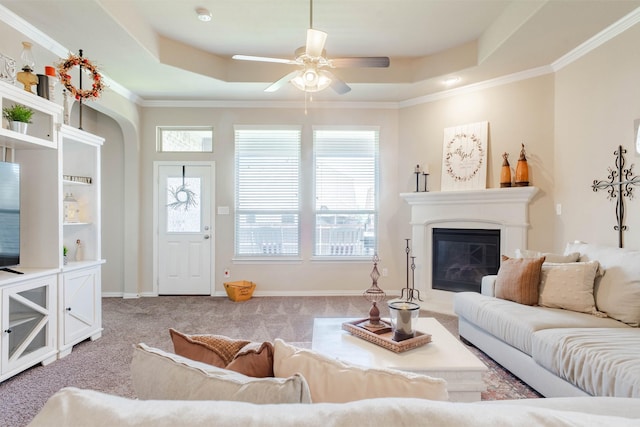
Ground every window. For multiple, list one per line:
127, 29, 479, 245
314, 128, 378, 257
234, 127, 301, 256
158, 127, 213, 152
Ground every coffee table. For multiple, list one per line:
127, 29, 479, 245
311, 317, 487, 402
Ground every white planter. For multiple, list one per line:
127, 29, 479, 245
9, 121, 28, 134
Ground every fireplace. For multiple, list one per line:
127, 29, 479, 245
432, 228, 500, 293
400, 187, 538, 311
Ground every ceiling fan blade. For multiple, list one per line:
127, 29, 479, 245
264, 70, 300, 92
232, 54, 295, 65
330, 57, 390, 68
322, 70, 351, 95
306, 28, 327, 58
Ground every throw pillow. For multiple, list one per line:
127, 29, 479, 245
169, 328, 249, 367
515, 249, 580, 263
494, 255, 545, 305
169, 329, 274, 377
272, 339, 448, 403
538, 261, 606, 316
226, 341, 275, 378
131, 343, 311, 403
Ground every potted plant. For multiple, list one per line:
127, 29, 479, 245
3, 104, 34, 134
63, 245, 68, 265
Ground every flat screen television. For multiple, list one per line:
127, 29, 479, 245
0, 161, 20, 271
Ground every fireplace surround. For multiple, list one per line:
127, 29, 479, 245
401, 187, 538, 311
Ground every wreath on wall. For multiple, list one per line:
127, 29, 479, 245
57, 53, 104, 101
444, 132, 485, 182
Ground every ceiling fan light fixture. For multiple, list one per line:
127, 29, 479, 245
196, 7, 212, 22
291, 67, 332, 93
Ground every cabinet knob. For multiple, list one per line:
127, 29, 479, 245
4, 329, 11, 334
66, 307, 72, 311
204, 235, 210, 240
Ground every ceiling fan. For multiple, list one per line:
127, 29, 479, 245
232, 0, 390, 94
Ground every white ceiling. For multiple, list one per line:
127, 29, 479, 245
1, 0, 639, 103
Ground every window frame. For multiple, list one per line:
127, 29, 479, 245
312, 126, 380, 260
157, 126, 214, 153
233, 125, 302, 260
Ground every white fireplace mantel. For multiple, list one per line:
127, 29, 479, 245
400, 187, 539, 313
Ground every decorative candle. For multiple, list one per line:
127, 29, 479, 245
414, 164, 421, 174
45, 66, 56, 77
388, 300, 420, 341
423, 164, 430, 174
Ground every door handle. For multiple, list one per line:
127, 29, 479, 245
204, 235, 210, 239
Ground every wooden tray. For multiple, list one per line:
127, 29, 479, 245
342, 318, 432, 353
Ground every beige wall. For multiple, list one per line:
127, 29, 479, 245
140, 107, 402, 296
397, 75, 557, 253
554, 23, 640, 250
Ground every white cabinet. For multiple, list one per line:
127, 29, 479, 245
58, 264, 102, 358
1, 274, 57, 381
0, 80, 104, 380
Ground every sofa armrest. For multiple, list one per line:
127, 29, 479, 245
481, 275, 497, 296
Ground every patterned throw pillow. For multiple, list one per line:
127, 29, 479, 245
169, 329, 274, 377
538, 261, 606, 316
494, 255, 545, 305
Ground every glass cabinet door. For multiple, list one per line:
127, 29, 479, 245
2, 280, 53, 374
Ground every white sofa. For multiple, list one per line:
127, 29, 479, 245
454, 241, 640, 398
28, 388, 640, 426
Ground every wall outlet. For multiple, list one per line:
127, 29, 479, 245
556, 203, 562, 216
224, 269, 231, 278
382, 268, 388, 277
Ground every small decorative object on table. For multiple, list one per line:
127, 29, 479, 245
500, 152, 511, 187
515, 143, 529, 186
341, 318, 431, 353
388, 300, 420, 341
362, 254, 387, 330
75, 239, 84, 262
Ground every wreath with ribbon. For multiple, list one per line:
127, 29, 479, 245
57, 53, 104, 101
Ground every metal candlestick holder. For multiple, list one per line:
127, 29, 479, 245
400, 239, 423, 302
422, 172, 430, 192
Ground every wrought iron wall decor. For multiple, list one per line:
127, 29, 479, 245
592, 145, 640, 248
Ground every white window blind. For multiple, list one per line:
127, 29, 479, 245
314, 129, 378, 257
235, 128, 301, 256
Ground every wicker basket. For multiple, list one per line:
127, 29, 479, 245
224, 280, 256, 302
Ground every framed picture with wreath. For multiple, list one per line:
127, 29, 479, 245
441, 121, 488, 191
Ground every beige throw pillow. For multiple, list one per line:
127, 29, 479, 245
272, 339, 448, 403
131, 343, 311, 403
538, 261, 605, 316
495, 255, 545, 305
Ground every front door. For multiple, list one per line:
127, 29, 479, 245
156, 162, 214, 295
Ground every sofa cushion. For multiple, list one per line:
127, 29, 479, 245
532, 328, 640, 398
272, 339, 448, 403
565, 242, 640, 326
454, 292, 629, 355
169, 329, 274, 377
538, 261, 604, 316
516, 249, 580, 263
131, 343, 310, 403
494, 255, 545, 305
29, 387, 640, 427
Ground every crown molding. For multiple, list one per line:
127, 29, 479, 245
140, 99, 399, 109
552, 6, 640, 71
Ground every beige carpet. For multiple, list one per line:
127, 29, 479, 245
0, 295, 539, 426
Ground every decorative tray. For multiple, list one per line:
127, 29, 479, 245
341, 318, 432, 353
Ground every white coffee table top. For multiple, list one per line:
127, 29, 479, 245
312, 317, 487, 373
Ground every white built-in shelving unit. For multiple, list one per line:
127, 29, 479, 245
0, 80, 104, 381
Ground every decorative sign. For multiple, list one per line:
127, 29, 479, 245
441, 121, 488, 191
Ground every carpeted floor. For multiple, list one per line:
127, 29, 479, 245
0, 296, 540, 426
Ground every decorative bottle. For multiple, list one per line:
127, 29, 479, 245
75, 239, 84, 262
515, 144, 529, 187
500, 152, 511, 188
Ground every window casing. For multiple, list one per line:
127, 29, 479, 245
157, 127, 213, 152
313, 128, 379, 258
234, 127, 301, 257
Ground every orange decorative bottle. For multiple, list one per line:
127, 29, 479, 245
500, 152, 511, 187
515, 143, 529, 186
